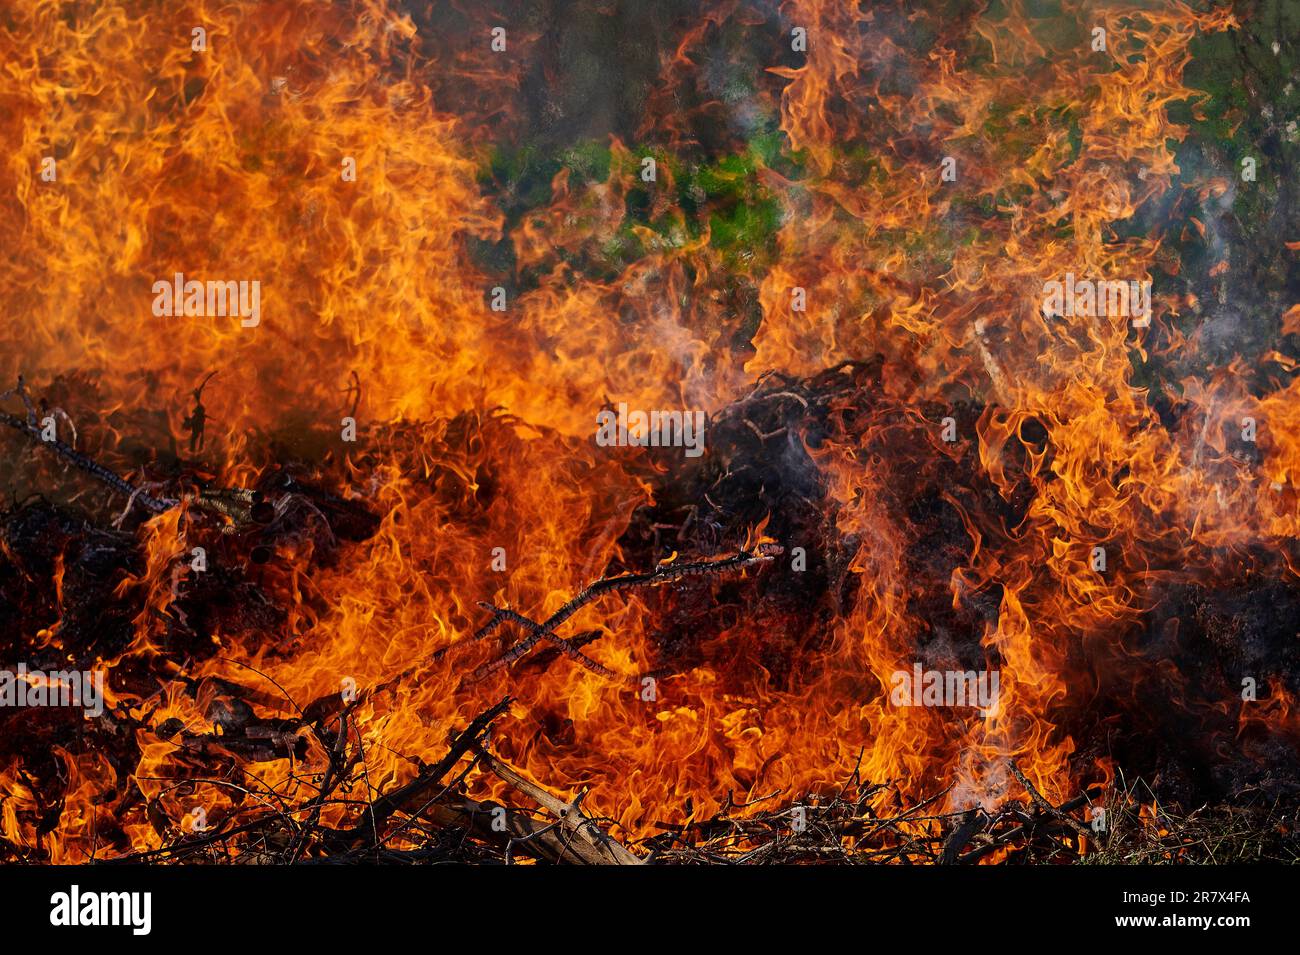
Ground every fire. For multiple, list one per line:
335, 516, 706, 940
1, 0, 1295, 863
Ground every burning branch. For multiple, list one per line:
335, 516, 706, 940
0, 376, 176, 515
458, 543, 785, 681
342, 695, 514, 848
1008, 759, 1091, 839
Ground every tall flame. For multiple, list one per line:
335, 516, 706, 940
2, 0, 1294, 861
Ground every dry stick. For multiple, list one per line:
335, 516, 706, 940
477, 606, 626, 682
427, 608, 511, 663
430, 544, 781, 673
671, 785, 959, 864
939, 808, 985, 865
1008, 759, 1091, 837
418, 797, 601, 866
841, 784, 953, 841
376, 745, 485, 853
0, 409, 176, 514
959, 790, 1099, 864
103, 815, 294, 864
473, 543, 784, 681
329, 696, 512, 850
471, 742, 642, 865
288, 711, 352, 863
520, 628, 602, 672
296, 547, 783, 851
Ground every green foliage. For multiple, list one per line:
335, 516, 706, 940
481, 138, 614, 215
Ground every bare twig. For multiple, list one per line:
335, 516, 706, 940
1009, 759, 1091, 838
469, 544, 783, 680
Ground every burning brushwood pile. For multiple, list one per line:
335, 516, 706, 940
1, 0, 1298, 866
